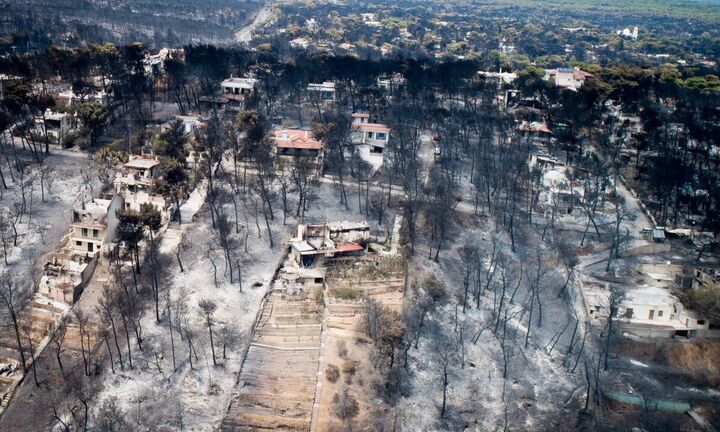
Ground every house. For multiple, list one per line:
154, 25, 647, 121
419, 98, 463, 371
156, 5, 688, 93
477, 70, 518, 87
272, 129, 324, 173
279, 266, 326, 291
338, 42, 356, 53
540, 168, 583, 213
144, 48, 182, 75
290, 37, 311, 50
114, 156, 167, 214
288, 221, 370, 267
307, 81, 337, 102
34, 110, 76, 143
618, 286, 709, 336
529, 153, 563, 172
584, 275, 712, 339
124, 156, 161, 180
220, 76, 258, 99
114, 155, 161, 193
69, 194, 124, 257
650, 227, 666, 243
518, 121, 552, 145
352, 117, 390, 155
675, 265, 720, 292
544, 67, 592, 90
361, 13, 381, 27
376, 73, 406, 92
55, 89, 110, 107
40, 252, 96, 304
164, 115, 204, 135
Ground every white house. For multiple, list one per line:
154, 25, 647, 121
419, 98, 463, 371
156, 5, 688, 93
69, 194, 124, 257
220, 76, 258, 98
477, 70, 518, 86
307, 81, 337, 102
352, 120, 390, 153
35, 110, 76, 143
377, 73, 406, 92
56, 89, 111, 107
619, 286, 709, 331
172, 115, 204, 134
544, 67, 592, 91
114, 156, 167, 215
290, 37, 311, 50
585, 283, 710, 338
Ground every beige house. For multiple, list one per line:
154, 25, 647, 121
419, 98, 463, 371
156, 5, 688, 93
272, 129, 324, 173
69, 195, 124, 257
307, 81, 337, 102
221, 76, 258, 99
518, 121, 552, 146
352, 116, 390, 154
34, 110, 76, 143
288, 221, 369, 267
40, 253, 96, 304
544, 67, 592, 91
114, 156, 167, 215
55, 89, 111, 107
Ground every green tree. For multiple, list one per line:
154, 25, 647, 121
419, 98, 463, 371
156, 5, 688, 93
78, 102, 109, 147
154, 120, 187, 160
156, 158, 188, 223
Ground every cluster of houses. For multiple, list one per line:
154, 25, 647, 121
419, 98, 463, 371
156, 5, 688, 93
583, 261, 715, 338
40, 155, 168, 305
220, 73, 393, 174
288, 221, 370, 268
487, 69, 718, 339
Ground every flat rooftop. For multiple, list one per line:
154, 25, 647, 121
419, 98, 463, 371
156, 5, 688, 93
125, 157, 160, 170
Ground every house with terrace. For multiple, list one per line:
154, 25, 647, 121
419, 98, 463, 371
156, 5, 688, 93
220, 76, 259, 100
288, 221, 370, 267
68, 194, 124, 258
351, 113, 390, 164
272, 129, 324, 174
114, 156, 167, 215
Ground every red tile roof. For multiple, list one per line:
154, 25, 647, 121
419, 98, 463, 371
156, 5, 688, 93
335, 242, 364, 252
356, 123, 390, 133
273, 129, 323, 150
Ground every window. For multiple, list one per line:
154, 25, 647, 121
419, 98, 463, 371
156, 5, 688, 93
76, 241, 82, 246
87, 243, 94, 252
698, 320, 706, 325
366, 132, 374, 139
82, 228, 88, 237
376, 132, 387, 140
623, 308, 634, 319
93, 229, 99, 238
658, 310, 664, 317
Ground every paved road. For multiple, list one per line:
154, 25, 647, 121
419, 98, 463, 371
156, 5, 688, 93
5, 135, 90, 160
235, 3, 274, 43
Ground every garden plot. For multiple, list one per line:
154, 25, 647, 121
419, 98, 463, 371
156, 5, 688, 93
221, 269, 323, 431
314, 256, 406, 432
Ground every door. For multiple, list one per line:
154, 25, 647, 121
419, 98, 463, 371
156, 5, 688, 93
648, 310, 654, 320
88, 242, 94, 253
